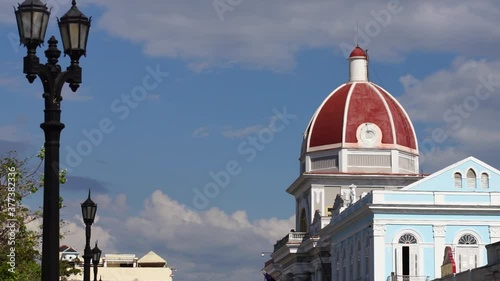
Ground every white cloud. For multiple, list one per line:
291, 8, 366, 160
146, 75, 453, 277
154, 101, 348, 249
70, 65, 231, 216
192, 126, 210, 138
398, 57, 500, 172
60, 216, 117, 254
419, 147, 469, 173
222, 125, 264, 139
399, 58, 500, 123
73, 0, 500, 71
2, 1, 500, 71
2, 1, 500, 70
59, 190, 293, 281
94, 192, 128, 214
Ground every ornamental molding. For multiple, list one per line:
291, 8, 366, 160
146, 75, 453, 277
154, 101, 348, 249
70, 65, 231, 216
314, 190, 322, 204
372, 224, 386, 236
490, 226, 500, 237
433, 225, 446, 237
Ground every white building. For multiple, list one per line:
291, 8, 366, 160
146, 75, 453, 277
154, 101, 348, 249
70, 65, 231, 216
60, 245, 80, 263
435, 241, 500, 281
262, 46, 500, 281
65, 250, 174, 281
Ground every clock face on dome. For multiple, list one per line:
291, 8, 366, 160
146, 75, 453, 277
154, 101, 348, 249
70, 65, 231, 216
357, 123, 382, 147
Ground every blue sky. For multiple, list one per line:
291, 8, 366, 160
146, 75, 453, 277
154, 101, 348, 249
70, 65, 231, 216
1, 1, 500, 280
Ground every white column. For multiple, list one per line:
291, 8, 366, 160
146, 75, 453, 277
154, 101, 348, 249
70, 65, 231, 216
391, 150, 399, 173
305, 156, 310, 172
489, 226, 500, 243
372, 224, 386, 280
433, 225, 446, 278
339, 149, 348, 172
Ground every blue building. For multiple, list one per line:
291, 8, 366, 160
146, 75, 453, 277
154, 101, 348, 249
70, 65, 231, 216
262, 47, 500, 281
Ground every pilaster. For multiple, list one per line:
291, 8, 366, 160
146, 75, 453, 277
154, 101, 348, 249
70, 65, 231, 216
391, 150, 399, 173
372, 224, 386, 280
433, 225, 446, 278
490, 226, 500, 243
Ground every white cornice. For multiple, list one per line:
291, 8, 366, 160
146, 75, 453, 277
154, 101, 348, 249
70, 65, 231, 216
286, 173, 423, 195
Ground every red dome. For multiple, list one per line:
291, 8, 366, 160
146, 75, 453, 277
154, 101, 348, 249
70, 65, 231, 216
303, 82, 418, 154
349, 46, 367, 58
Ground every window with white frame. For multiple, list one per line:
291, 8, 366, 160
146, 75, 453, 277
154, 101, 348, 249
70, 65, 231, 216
459, 234, 478, 245
456, 233, 479, 273
454, 172, 462, 188
398, 233, 418, 244
396, 233, 419, 277
481, 173, 489, 189
467, 169, 477, 188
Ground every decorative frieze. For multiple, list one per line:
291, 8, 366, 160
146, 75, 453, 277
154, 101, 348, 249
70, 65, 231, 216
490, 226, 500, 237
433, 225, 446, 237
372, 224, 386, 237
315, 190, 321, 204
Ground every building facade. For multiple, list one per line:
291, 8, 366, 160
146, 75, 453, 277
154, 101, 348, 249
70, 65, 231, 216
262, 46, 500, 281
63, 249, 174, 281
435, 241, 500, 281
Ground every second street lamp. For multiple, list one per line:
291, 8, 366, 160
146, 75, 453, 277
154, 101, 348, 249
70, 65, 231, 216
92, 241, 102, 281
81, 191, 97, 281
14, 1, 91, 281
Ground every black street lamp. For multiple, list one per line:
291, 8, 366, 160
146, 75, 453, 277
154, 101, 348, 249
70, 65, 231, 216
14, 1, 90, 281
92, 241, 102, 281
81, 190, 97, 281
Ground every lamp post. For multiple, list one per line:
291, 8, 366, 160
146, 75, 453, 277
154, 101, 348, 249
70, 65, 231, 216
92, 241, 102, 281
81, 190, 97, 281
14, 1, 90, 281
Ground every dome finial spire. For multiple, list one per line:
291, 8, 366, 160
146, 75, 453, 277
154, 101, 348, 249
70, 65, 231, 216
348, 46, 368, 82
356, 20, 359, 46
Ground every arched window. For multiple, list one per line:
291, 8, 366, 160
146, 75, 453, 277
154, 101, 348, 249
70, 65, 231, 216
458, 234, 478, 245
299, 209, 307, 232
398, 233, 418, 244
456, 234, 479, 272
481, 173, 489, 189
396, 233, 419, 277
454, 172, 462, 188
467, 169, 477, 188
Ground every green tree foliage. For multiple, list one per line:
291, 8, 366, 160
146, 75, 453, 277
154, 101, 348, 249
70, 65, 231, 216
60, 259, 82, 281
0, 152, 43, 281
0, 150, 77, 281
